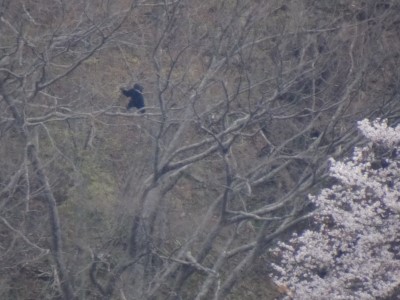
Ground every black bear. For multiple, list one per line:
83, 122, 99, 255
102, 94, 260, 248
121, 83, 145, 113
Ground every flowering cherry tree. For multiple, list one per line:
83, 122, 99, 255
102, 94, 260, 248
271, 119, 400, 299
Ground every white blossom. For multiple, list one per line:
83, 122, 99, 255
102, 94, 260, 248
271, 119, 400, 299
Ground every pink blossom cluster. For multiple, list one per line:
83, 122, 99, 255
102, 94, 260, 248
271, 119, 400, 299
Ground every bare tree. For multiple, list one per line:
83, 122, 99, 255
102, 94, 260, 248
1, 0, 400, 299
0, 1, 136, 299
98, 0, 400, 299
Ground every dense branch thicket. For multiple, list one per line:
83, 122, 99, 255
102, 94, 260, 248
1, 0, 400, 299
